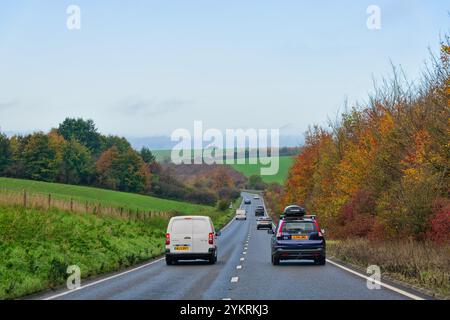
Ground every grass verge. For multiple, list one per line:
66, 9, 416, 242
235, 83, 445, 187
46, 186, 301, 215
0, 199, 238, 299
327, 239, 450, 299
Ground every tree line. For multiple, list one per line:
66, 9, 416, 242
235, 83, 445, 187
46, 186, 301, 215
0, 118, 239, 207
279, 40, 449, 243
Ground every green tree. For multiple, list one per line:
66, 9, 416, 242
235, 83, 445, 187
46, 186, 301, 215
58, 118, 101, 154
23, 133, 60, 181
140, 147, 155, 164
115, 149, 151, 193
100, 135, 131, 153
247, 174, 267, 190
0, 132, 11, 174
61, 138, 94, 184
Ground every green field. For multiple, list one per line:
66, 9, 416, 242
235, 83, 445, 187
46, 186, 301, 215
0, 177, 212, 215
230, 156, 294, 184
152, 150, 294, 184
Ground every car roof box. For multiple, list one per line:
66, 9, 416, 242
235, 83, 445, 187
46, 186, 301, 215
283, 205, 306, 217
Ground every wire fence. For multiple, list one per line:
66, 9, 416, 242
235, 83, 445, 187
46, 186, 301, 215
0, 188, 173, 221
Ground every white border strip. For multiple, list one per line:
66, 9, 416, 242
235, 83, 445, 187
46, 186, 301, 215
326, 259, 425, 300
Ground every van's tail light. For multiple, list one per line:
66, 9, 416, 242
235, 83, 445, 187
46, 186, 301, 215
208, 232, 214, 245
165, 233, 170, 245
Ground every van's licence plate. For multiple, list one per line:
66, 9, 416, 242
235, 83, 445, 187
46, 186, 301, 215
174, 246, 190, 251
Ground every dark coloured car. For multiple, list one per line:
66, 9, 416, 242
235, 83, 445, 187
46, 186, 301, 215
244, 198, 251, 205
255, 205, 265, 216
270, 206, 325, 265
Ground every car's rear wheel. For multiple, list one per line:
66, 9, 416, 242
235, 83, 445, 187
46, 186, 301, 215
316, 256, 326, 265
271, 255, 280, 265
165, 256, 173, 265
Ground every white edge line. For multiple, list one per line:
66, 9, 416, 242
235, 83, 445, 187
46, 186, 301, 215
43, 257, 165, 300
326, 259, 425, 300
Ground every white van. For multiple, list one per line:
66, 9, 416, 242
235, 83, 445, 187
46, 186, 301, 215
165, 216, 220, 265
235, 208, 247, 220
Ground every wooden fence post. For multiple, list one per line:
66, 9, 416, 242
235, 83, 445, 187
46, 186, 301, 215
48, 194, 51, 209
70, 198, 73, 212
23, 190, 27, 207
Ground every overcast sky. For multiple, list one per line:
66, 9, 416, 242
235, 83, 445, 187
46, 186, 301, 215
0, 1, 448, 138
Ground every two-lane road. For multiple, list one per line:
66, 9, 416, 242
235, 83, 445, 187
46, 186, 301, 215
36, 192, 426, 300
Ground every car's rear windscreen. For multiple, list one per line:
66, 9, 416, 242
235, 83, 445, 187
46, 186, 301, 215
281, 221, 316, 234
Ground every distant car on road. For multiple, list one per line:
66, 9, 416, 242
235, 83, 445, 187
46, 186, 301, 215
253, 195, 260, 200
256, 217, 272, 230
165, 216, 220, 265
269, 205, 325, 266
244, 198, 251, 205
255, 205, 265, 216
235, 208, 247, 220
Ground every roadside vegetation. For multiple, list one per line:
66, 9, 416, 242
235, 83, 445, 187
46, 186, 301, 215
0, 195, 238, 299
328, 240, 450, 298
266, 38, 450, 296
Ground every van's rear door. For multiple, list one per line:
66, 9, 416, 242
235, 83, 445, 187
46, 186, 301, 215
192, 218, 211, 254
170, 218, 193, 253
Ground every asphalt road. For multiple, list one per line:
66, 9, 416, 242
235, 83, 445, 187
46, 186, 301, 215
36, 192, 426, 300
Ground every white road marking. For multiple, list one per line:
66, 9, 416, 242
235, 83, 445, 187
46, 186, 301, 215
223, 298, 232, 300
236, 265, 242, 270
231, 277, 239, 283
326, 259, 425, 300
43, 257, 165, 300
243, 251, 247, 255
240, 257, 245, 261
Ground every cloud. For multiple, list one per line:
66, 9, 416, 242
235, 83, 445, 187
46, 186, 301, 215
115, 97, 190, 117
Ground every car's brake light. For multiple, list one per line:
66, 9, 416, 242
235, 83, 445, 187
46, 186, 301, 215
208, 232, 214, 245
276, 220, 285, 238
165, 233, 170, 245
